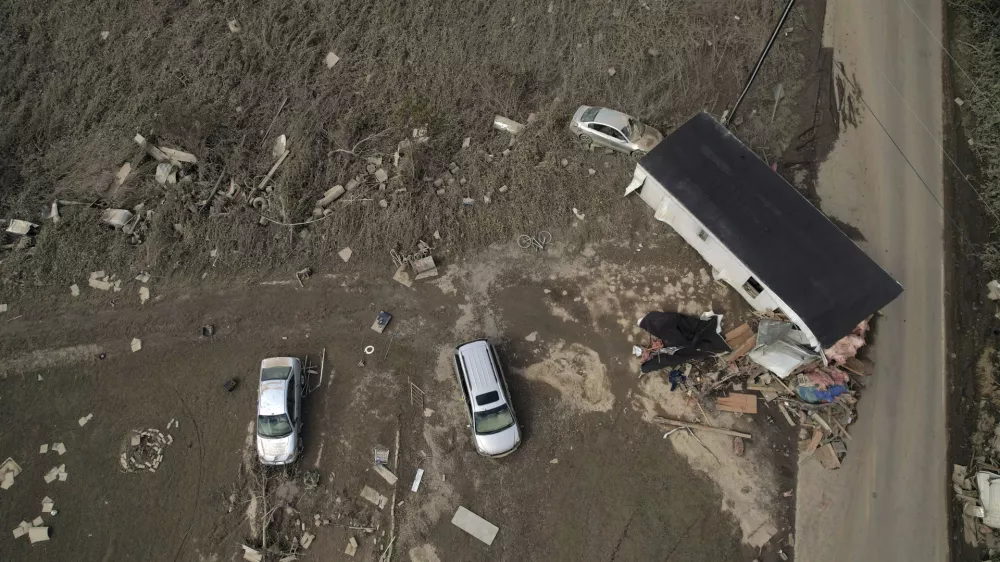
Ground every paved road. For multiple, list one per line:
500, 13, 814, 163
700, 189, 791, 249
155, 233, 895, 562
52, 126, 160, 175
796, 0, 947, 560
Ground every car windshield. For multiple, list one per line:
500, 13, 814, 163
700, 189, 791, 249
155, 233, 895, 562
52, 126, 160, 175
257, 414, 293, 438
261, 366, 291, 381
473, 404, 515, 435
622, 118, 642, 141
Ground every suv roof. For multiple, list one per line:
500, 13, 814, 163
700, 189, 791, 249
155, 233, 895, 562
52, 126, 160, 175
455, 340, 504, 412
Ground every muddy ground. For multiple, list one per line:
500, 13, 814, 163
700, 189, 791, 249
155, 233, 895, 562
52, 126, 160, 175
0, 226, 798, 561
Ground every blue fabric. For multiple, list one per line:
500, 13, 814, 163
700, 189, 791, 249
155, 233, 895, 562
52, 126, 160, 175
797, 384, 847, 404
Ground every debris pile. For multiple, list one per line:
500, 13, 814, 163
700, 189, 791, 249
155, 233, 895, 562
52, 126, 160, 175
1, 457, 22, 490
636, 313, 874, 467
119, 428, 172, 473
391, 240, 437, 286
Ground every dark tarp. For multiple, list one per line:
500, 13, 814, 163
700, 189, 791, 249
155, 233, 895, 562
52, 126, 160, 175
638, 312, 731, 373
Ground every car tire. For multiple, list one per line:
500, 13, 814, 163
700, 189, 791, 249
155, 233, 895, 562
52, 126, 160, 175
631, 150, 647, 160
577, 134, 592, 147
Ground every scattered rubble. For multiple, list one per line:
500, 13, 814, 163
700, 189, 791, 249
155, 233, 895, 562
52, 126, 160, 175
42, 464, 67, 483
5, 219, 38, 236
78, 413, 93, 427
120, 428, 171, 473
411, 468, 424, 492
130, 338, 142, 352
360, 485, 387, 509
1, 457, 22, 490
339, 247, 353, 263
69, 284, 80, 297
325, 52, 340, 68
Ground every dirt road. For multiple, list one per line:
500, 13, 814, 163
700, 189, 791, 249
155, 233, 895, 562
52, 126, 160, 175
796, 0, 947, 560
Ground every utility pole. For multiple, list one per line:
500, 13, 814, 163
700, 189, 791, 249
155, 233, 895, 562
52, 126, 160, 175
723, 0, 797, 127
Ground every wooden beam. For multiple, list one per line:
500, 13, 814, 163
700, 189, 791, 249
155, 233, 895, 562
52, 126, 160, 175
653, 416, 752, 439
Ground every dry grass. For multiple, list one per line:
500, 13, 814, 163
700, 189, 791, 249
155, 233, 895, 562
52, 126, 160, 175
951, 0, 1000, 274
0, 0, 807, 291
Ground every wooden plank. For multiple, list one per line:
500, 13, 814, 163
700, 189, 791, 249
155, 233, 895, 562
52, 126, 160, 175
798, 428, 823, 465
816, 443, 843, 469
653, 416, 752, 439
727, 334, 757, 361
715, 393, 758, 414
725, 323, 752, 345
777, 402, 796, 427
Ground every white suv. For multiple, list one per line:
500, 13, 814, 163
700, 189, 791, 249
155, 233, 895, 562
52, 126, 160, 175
256, 357, 303, 465
452, 340, 521, 457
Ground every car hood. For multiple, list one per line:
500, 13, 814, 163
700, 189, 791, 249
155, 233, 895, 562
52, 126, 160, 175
475, 425, 521, 457
257, 434, 296, 463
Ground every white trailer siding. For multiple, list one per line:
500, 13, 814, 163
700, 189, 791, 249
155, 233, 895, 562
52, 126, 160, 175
627, 166, 822, 351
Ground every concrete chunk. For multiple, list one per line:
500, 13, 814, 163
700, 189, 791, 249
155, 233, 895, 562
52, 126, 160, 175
338, 247, 353, 263
28, 526, 49, 543
360, 485, 387, 509
373, 464, 398, 485
452, 506, 499, 545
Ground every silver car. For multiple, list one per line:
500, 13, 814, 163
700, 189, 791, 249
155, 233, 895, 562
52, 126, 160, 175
256, 357, 303, 465
569, 105, 664, 158
453, 339, 521, 457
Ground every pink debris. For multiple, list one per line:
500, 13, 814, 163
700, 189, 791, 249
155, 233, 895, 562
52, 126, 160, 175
801, 366, 850, 389
824, 319, 869, 364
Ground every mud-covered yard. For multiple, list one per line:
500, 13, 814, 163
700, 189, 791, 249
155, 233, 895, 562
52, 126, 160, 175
0, 233, 797, 561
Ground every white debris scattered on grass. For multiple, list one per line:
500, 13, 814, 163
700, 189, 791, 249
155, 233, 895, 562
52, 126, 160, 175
52, 443, 66, 456
69, 284, 80, 297
120, 428, 172, 473
1, 458, 22, 490
525, 331, 538, 342
100, 30, 110, 41
139, 286, 150, 304
88, 271, 117, 291
572, 207, 586, 220
955, 97, 965, 106
300, 531, 316, 549
130, 338, 142, 352
273, 135, 287, 159
135, 272, 151, 283
227, 19, 241, 33
115, 162, 131, 186
41, 496, 54, 513
411, 468, 424, 492
493, 115, 525, 135
462, 137, 471, 149
6, 219, 37, 236
242, 545, 264, 562
155, 162, 173, 185
550, 458, 559, 464
339, 248, 353, 263
325, 52, 340, 68
0, 304, 7, 313
78, 413, 94, 427
39, 444, 48, 454
607, 66, 616, 76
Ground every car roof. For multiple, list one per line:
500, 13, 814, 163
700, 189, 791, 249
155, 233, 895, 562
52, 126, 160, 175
258, 380, 288, 416
592, 108, 631, 129
455, 341, 505, 412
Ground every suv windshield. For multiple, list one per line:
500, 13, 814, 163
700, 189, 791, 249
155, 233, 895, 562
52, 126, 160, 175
257, 414, 293, 438
261, 366, 291, 381
474, 404, 515, 435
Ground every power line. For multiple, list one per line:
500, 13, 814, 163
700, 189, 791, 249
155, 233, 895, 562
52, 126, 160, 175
878, 69, 1000, 227
832, 63, 976, 248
